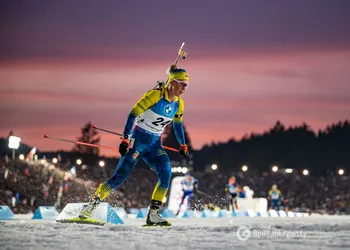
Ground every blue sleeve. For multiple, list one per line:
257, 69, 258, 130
173, 121, 186, 145
123, 112, 136, 136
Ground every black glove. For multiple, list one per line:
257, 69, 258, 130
119, 139, 130, 156
179, 144, 189, 158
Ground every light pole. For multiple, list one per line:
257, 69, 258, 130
8, 136, 21, 160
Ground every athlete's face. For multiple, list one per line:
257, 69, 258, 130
172, 79, 188, 97
229, 177, 236, 184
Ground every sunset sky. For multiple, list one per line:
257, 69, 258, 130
1, 0, 350, 157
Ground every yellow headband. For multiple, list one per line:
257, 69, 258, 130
168, 69, 189, 82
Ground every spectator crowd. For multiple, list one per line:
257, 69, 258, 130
1, 157, 350, 215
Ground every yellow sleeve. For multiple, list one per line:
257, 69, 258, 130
130, 89, 162, 116
268, 190, 272, 196
173, 98, 184, 123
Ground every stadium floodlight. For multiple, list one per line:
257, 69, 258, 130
182, 167, 188, 174
211, 164, 218, 170
338, 169, 344, 175
8, 136, 21, 160
302, 169, 309, 176
242, 165, 248, 172
76, 159, 82, 165
285, 168, 293, 174
272, 165, 279, 172
176, 167, 182, 172
19, 154, 25, 160
53, 158, 58, 164
99, 160, 105, 168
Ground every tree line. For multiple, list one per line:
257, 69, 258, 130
189, 120, 350, 175
2, 120, 349, 176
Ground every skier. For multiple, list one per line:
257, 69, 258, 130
79, 64, 190, 226
225, 176, 240, 211
176, 173, 198, 215
267, 184, 283, 210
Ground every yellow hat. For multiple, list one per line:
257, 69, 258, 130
168, 68, 190, 82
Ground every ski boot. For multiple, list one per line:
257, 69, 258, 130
145, 200, 171, 227
146, 209, 172, 226
79, 196, 101, 219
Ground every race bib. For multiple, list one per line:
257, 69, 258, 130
135, 109, 172, 134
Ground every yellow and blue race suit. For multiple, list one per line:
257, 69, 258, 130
268, 189, 282, 210
95, 86, 186, 204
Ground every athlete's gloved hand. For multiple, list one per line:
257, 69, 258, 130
119, 137, 130, 156
179, 144, 189, 158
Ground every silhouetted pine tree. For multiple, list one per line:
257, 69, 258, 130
72, 122, 100, 155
